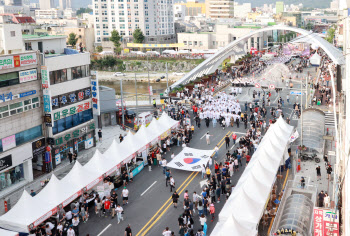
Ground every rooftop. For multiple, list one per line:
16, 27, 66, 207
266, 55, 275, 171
22, 34, 66, 41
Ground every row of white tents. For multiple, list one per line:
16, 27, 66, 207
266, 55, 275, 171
211, 117, 293, 236
0, 113, 179, 233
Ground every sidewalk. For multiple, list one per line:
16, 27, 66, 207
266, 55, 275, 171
0, 125, 127, 215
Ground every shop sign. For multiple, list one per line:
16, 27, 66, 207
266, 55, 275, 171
313, 208, 339, 236
19, 69, 37, 83
44, 114, 53, 127
106, 165, 120, 176
32, 138, 46, 156
85, 137, 94, 149
54, 122, 96, 145
20, 53, 37, 66
86, 176, 103, 190
53, 100, 91, 121
0, 53, 37, 71
2, 135, 16, 152
43, 89, 52, 113
62, 190, 82, 207
91, 71, 100, 115
0, 90, 36, 103
32, 207, 57, 228
131, 162, 144, 177
41, 66, 50, 89
0, 55, 14, 70
0, 155, 12, 172
160, 129, 171, 140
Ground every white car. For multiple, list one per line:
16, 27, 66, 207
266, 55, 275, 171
113, 72, 126, 76
172, 72, 185, 76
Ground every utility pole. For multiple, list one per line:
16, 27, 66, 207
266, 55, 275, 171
300, 77, 303, 148
135, 73, 138, 128
120, 77, 125, 128
147, 55, 151, 105
166, 62, 169, 92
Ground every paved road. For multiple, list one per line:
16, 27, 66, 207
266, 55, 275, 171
78, 78, 307, 236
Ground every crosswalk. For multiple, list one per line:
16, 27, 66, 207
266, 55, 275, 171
324, 112, 336, 127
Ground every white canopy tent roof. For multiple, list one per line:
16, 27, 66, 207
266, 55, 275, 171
213, 117, 293, 235
310, 53, 321, 66
0, 228, 18, 236
0, 113, 179, 233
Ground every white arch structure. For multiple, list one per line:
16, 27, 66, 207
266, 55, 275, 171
167, 25, 344, 93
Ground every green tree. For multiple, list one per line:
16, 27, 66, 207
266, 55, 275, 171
76, 7, 92, 16
68, 33, 78, 47
132, 28, 145, 43
306, 22, 313, 30
110, 30, 121, 54
96, 46, 103, 53
325, 27, 335, 44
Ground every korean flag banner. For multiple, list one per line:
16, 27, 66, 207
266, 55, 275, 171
167, 147, 215, 172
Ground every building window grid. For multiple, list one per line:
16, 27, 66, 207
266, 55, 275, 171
0, 97, 40, 119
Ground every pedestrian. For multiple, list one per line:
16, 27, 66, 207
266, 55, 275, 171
225, 135, 230, 149
122, 187, 129, 205
300, 177, 305, 189
318, 190, 325, 207
147, 155, 152, 171
98, 129, 102, 142
327, 165, 332, 180
116, 204, 124, 224
172, 191, 179, 208
163, 227, 172, 236
162, 158, 168, 174
197, 201, 204, 216
67, 226, 75, 236
232, 133, 237, 145
30, 189, 36, 197
316, 165, 321, 181
119, 134, 124, 143
215, 186, 221, 203
205, 132, 212, 145
125, 224, 132, 236
165, 169, 171, 187
209, 203, 215, 222
201, 164, 206, 179
214, 145, 219, 159
324, 193, 330, 208
72, 216, 79, 236
199, 214, 207, 230
104, 197, 111, 217
68, 151, 73, 163
206, 167, 211, 180
153, 98, 156, 108
170, 176, 175, 192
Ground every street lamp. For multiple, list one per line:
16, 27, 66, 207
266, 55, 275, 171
114, 73, 125, 128
146, 55, 151, 105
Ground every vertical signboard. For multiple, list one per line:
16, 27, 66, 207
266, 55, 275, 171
41, 66, 50, 89
313, 208, 339, 236
91, 70, 100, 115
41, 66, 54, 127
43, 89, 52, 113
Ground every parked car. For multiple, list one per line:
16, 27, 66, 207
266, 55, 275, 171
172, 72, 185, 76
126, 109, 136, 119
113, 72, 126, 76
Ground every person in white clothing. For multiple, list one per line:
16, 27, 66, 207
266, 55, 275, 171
162, 158, 167, 174
122, 187, 129, 205
205, 132, 212, 145
162, 227, 172, 236
67, 227, 75, 236
116, 204, 124, 224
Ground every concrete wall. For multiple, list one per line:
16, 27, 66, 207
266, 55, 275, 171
44, 52, 90, 71
27, 37, 66, 54
0, 23, 24, 54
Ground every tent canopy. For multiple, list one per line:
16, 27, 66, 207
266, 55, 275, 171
214, 117, 293, 234
0, 113, 179, 233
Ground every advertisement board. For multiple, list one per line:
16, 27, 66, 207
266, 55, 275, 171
314, 207, 339, 236
19, 69, 37, 83
2, 135, 16, 152
0, 53, 37, 71
91, 71, 100, 116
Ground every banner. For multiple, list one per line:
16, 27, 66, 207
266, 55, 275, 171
127, 43, 184, 48
314, 207, 339, 236
167, 147, 214, 171
19, 69, 37, 83
91, 71, 100, 116
2, 135, 16, 152
289, 130, 299, 143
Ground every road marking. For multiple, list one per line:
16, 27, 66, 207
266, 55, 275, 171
200, 133, 207, 139
140, 181, 157, 196
97, 224, 112, 236
136, 131, 229, 236
230, 137, 241, 150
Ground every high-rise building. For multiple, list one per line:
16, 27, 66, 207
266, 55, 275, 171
39, 0, 54, 10
66, 0, 72, 9
275, 1, 284, 14
59, 0, 66, 10
4, 0, 22, 6
205, 0, 234, 19
93, 0, 175, 46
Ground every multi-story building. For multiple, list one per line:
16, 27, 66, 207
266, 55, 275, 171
233, 2, 251, 18
0, 49, 43, 198
205, 0, 234, 19
93, 0, 175, 48
4, 0, 22, 6
174, 1, 206, 17
173, 4, 186, 21
39, 0, 54, 10
35, 9, 64, 19
275, 1, 284, 14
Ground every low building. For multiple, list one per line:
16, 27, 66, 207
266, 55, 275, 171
174, 4, 186, 21
175, 1, 206, 17
35, 9, 64, 19
99, 86, 118, 127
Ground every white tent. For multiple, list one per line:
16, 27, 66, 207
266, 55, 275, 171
213, 117, 293, 234
0, 228, 18, 236
162, 50, 175, 54
310, 53, 321, 66
146, 51, 160, 55
210, 215, 258, 236
167, 147, 214, 171
0, 113, 180, 233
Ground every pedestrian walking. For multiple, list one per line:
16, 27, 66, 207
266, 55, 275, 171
225, 135, 230, 149
68, 151, 73, 163
116, 204, 124, 224
122, 187, 129, 205
72, 216, 79, 235
147, 155, 152, 171
172, 191, 179, 208
316, 165, 321, 181
165, 169, 171, 187
162, 158, 168, 174
124, 224, 132, 236
318, 190, 325, 207
209, 203, 215, 222
98, 129, 102, 142
170, 176, 175, 192
232, 133, 237, 145
327, 165, 332, 180
214, 145, 219, 158
206, 132, 212, 145
199, 214, 207, 230
163, 227, 172, 236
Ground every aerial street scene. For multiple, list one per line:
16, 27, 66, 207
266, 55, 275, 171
0, 0, 348, 235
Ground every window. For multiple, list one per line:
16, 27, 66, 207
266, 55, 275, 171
144, 4, 148, 9
49, 69, 67, 85
119, 11, 125, 16
194, 41, 197, 46
102, 10, 107, 15
71, 66, 87, 80
96, 24, 100, 29
120, 31, 125, 35
103, 24, 109, 28
97, 31, 100, 35
103, 31, 109, 36
119, 4, 124, 9
25, 42, 32, 50
15, 125, 42, 147
0, 72, 19, 88
10, 31, 15, 37
146, 24, 149, 29
95, 11, 99, 15
188, 41, 192, 46
52, 109, 93, 135
145, 11, 148, 16
146, 30, 149, 35
134, 4, 138, 9
135, 18, 139, 22
96, 17, 99, 22
119, 17, 125, 22
183, 41, 187, 45
199, 41, 203, 46
135, 11, 139, 16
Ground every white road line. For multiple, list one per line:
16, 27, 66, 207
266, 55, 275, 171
230, 138, 241, 150
97, 224, 112, 236
140, 181, 157, 196
200, 133, 207, 139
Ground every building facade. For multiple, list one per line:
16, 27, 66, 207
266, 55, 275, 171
205, 0, 234, 19
174, 2, 206, 17
93, 0, 175, 48
275, 1, 284, 14
39, 0, 54, 10
35, 9, 64, 19
0, 51, 43, 198
233, 2, 251, 18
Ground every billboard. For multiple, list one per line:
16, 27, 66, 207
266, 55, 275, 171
283, 43, 310, 56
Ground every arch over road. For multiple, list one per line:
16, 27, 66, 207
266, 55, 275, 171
167, 25, 344, 93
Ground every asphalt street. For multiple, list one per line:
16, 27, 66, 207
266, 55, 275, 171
78, 77, 308, 236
